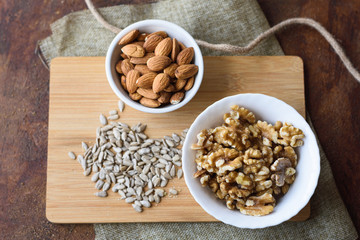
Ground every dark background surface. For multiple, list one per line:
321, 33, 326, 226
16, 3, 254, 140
0, 0, 359, 239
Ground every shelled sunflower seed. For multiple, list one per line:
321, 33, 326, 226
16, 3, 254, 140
82, 142, 89, 151
68, 151, 76, 160
109, 110, 118, 115
95, 191, 108, 197
108, 114, 119, 120
71, 112, 188, 213
118, 100, 125, 112
99, 114, 108, 125
169, 188, 178, 196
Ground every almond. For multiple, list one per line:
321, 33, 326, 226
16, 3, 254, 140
175, 78, 187, 91
115, 60, 123, 74
147, 56, 172, 71
157, 91, 171, 104
121, 59, 134, 76
171, 38, 180, 62
126, 70, 140, 93
145, 31, 168, 40
163, 84, 176, 92
129, 92, 142, 101
134, 64, 152, 75
118, 29, 139, 45
178, 41, 186, 50
136, 72, 157, 88
155, 37, 172, 56
153, 73, 170, 93
140, 98, 161, 108
121, 44, 145, 58
184, 76, 195, 91
143, 35, 163, 52
170, 92, 185, 105
175, 64, 198, 79
163, 63, 178, 78
120, 75, 127, 91
137, 33, 148, 41
130, 52, 155, 65
121, 53, 129, 59
137, 88, 160, 99
133, 41, 145, 47
176, 47, 194, 65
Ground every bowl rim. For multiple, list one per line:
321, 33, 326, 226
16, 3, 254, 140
182, 93, 321, 229
105, 19, 204, 114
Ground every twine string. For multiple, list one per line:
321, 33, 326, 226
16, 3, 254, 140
84, 0, 360, 84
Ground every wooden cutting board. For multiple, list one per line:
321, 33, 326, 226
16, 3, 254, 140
47, 56, 309, 223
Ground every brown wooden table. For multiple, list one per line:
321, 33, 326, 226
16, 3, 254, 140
0, 0, 359, 239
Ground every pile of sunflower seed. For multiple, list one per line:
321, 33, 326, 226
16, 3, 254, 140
68, 101, 187, 213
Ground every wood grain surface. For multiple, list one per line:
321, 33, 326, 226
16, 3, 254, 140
47, 56, 309, 223
1, 0, 359, 239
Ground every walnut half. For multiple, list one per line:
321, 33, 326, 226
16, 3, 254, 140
238, 193, 275, 216
277, 122, 304, 147
270, 157, 296, 187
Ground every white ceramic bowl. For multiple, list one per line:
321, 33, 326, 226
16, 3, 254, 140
105, 19, 204, 113
182, 93, 320, 229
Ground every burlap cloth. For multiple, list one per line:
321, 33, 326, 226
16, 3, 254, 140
39, 0, 358, 239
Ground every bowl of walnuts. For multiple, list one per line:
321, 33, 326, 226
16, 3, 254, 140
105, 19, 204, 113
182, 93, 320, 229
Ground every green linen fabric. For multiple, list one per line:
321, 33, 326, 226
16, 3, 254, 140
39, 0, 357, 239
39, 0, 282, 65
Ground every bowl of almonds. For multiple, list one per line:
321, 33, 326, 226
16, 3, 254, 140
106, 19, 204, 113
182, 93, 320, 228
